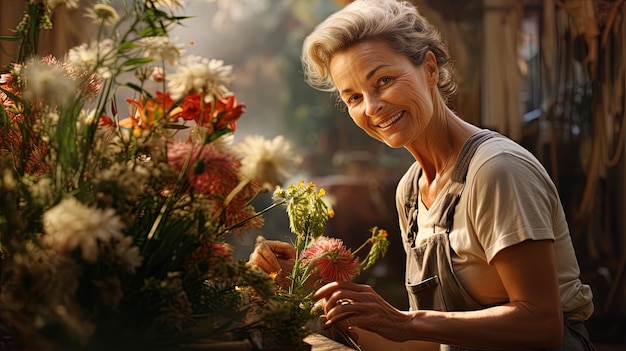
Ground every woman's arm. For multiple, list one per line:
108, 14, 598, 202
317, 239, 563, 349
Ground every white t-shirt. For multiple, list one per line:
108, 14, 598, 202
396, 136, 594, 320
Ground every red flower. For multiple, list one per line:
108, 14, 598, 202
167, 140, 263, 233
178, 93, 244, 133
213, 95, 244, 131
179, 93, 211, 124
300, 236, 360, 283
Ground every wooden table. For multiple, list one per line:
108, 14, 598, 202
305, 333, 356, 351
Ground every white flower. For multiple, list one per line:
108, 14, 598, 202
22, 59, 75, 106
233, 135, 301, 190
43, 197, 125, 263
114, 237, 143, 273
66, 40, 116, 79
167, 55, 233, 102
86, 4, 119, 26
138, 36, 185, 65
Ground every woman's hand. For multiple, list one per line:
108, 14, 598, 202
249, 236, 296, 288
313, 281, 411, 343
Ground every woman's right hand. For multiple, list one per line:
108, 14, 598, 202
249, 236, 296, 288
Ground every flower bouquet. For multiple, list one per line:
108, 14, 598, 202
0, 1, 389, 350
249, 182, 389, 349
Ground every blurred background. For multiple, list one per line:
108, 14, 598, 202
1, 0, 625, 348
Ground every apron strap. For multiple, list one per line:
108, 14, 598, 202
436, 130, 502, 232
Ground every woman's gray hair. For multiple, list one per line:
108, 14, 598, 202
301, 0, 456, 102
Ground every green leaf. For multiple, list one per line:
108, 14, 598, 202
120, 57, 154, 68
207, 128, 233, 143
139, 26, 166, 37
117, 41, 137, 52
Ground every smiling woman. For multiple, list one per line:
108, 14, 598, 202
251, 0, 597, 350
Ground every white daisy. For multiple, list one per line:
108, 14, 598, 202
167, 55, 233, 102
233, 135, 301, 190
66, 39, 116, 79
42, 197, 125, 263
138, 36, 185, 65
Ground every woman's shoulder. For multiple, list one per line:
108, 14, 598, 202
466, 135, 560, 204
469, 136, 550, 181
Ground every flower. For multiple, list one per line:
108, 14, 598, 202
123, 91, 180, 136
42, 197, 126, 263
167, 55, 234, 102
151, 66, 165, 82
167, 139, 262, 233
66, 39, 117, 79
85, 4, 119, 26
112, 236, 144, 273
0, 1, 388, 350
21, 58, 76, 106
0, 2, 282, 349
138, 36, 185, 65
300, 236, 360, 282
234, 134, 302, 190
177, 93, 245, 131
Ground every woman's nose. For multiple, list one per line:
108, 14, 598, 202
364, 95, 383, 116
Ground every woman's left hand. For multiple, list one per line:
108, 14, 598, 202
313, 281, 411, 343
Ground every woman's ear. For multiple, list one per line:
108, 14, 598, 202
424, 51, 439, 87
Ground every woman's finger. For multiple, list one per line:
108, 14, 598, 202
324, 301, 362, 329
257, 243, 283, 273
265, 240, 296, 259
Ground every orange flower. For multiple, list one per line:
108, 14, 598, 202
121, 92, 180, 136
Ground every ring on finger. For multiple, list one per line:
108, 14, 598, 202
336, 299, 352, 306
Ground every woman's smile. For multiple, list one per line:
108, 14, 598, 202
377, 111, 404, 129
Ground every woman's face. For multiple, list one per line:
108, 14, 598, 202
329, 39, 438, 149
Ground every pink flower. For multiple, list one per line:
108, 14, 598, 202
167, 140, 263, 233
300, 236, 359, 283
168, 140, 241, 194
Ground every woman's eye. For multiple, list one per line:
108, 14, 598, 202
380, 76, 393, 85
347, 94, 362, 104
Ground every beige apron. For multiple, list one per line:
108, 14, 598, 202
403, 130, 595, 351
